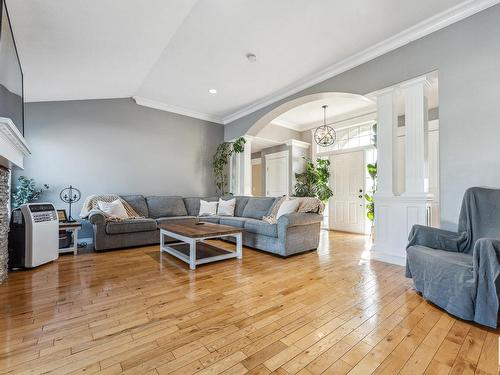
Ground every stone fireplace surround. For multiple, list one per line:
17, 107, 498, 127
0, 166, 9, 282
0, 117, 31, 282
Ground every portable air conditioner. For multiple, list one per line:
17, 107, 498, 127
8, 203, 59, 269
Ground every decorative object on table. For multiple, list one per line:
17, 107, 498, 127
59, 185, 81, 222
212, 136, 246, 195
294, 157, 333, 202
314, 105, 336, 147
11, 176, 49, 209
57, 209, 68, 222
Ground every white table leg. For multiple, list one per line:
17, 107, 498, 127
189, 239, 196, 270
235, 233, 243, 259
73, 229, 79, 255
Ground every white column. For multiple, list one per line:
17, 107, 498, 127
401, 78, 430, 196
374, 88, 397, 197
371, 78, 432, 266
241, 136, 253, 196
231, 136, 253, 196
310, 129, 318, 164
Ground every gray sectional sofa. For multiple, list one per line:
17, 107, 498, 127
88, 195, 323, 257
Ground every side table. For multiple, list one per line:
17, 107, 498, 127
59, 221, 82, 255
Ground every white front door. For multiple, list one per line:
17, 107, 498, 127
265, 151, 289, 197
329, 151, 366, 233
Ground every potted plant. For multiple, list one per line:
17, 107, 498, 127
294, 157, 333, 202
11, 176, 49, 209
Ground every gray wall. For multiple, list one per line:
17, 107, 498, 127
256, 123, 303, 144
16, 98, 224, 237
225, 5, 500, 230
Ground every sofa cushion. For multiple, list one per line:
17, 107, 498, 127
244, 218, 278, 237
222, 196, 249, 217
146, 196, 188, 218
121, 195, 149, 217
156, 216, 196, 225
105, 218, 157, 234
199, 216, 220, 224
183, 197, 218, 216
220, 217, 247, 228
242, 197, 277, 219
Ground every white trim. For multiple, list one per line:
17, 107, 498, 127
370, 250, 406, 267
0, 117, 31, 156
133, 96, 223, 123
251, 158, 261, 165
0, 117, 31, 169
265, 150, 289, 160
285, 139, 310, 149
221, 0, 499, 124
270, 118, 298, 130
317, 144, 375, 158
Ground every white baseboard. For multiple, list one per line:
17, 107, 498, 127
370, 250, 406, 266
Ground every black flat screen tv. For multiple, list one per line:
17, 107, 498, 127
0, 0, 23, 134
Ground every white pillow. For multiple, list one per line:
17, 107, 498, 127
98, 199, 129, 219
276, 198, 301, 220
217, 198, 236, 216
199, 200, 218, 216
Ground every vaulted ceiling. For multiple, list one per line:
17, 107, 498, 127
7, 0, 495, 124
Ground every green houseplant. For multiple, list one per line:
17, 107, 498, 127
294, 157, 333, 202
11, 176, 49, 209
364, 162, 377, 221
212, 137, 246, 195
364, 123, 377, 239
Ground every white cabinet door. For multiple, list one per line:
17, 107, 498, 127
265, 152, 289, 197
329, 151, 366, 233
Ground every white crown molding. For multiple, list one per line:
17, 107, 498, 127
270, 118, 299, 131
132, 96, 223, 124
222, 0, 500, 125
285, 139, 310, 149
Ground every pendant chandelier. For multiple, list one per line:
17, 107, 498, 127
314, 105, 336, 147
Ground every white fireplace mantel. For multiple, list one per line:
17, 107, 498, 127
0, 117, 31, 170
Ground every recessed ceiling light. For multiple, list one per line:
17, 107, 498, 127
208, 89, 217, 94
246, 53, 257, 62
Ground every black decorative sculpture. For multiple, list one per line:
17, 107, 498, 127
60, 185, 81, 222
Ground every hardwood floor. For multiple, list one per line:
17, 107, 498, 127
0, 231, 498, 375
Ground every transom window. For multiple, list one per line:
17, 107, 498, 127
316, 122, 375, 153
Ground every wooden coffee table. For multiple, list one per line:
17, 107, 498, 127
159, 220, 243, 270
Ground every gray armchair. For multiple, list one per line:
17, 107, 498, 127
406, 187, 500, 328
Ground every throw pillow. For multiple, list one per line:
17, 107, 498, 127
276, 198, 301, 220
296, 197, 325, 214
98, 199, 129, 219
199, 200, 218, 216
262, 196, 286, 224
218, 198, 236, 216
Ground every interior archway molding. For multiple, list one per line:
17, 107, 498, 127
245, 92, 372, 137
